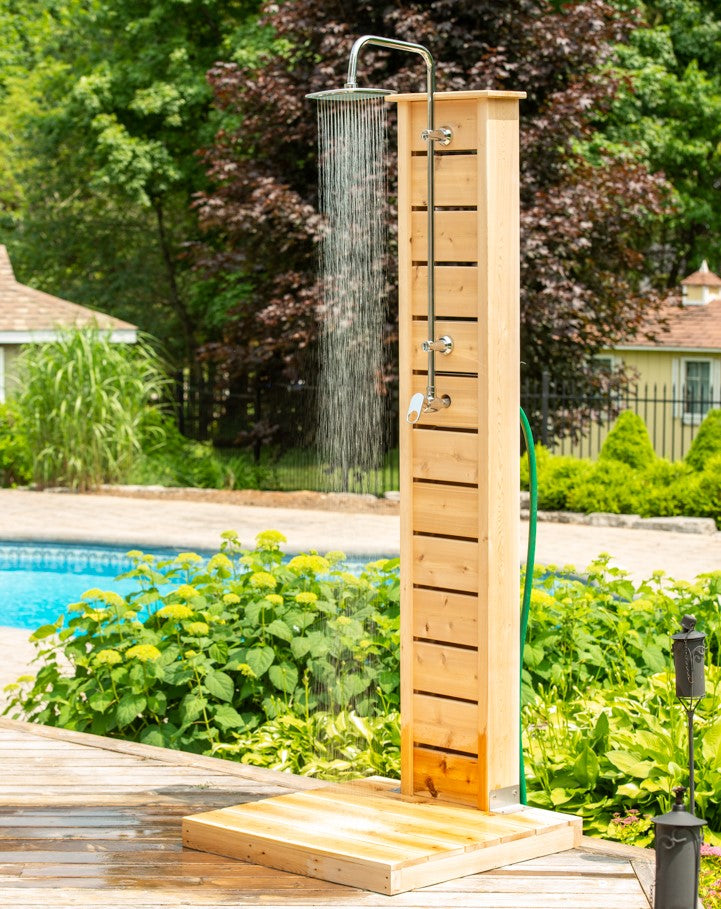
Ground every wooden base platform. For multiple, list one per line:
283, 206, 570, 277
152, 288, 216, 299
182, 785, 582, 895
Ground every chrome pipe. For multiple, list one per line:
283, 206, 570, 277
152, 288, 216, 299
344, 36, 452, 418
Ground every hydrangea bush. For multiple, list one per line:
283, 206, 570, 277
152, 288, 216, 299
7, 530, 400, 765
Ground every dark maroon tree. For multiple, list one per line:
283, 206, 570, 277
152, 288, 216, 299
195, 0, 670, 440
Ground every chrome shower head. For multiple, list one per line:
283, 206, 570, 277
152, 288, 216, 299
306, 85, 392, 101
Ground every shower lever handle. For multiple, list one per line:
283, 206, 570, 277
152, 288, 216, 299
406, 392, 425, 424
422, 335, 453, 355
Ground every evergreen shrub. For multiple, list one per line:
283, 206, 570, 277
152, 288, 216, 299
686, 409, 721, 471
599, 411, 656, 469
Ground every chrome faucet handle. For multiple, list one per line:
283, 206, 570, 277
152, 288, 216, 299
422, 335, 453, 355
406, 392, 425, 424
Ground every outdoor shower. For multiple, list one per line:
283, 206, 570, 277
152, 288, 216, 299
308, 34, 453, 422
183, 36, 582, 896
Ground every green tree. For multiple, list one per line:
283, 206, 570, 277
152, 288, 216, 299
0, 0, 267, 366
597, 0, 721, 283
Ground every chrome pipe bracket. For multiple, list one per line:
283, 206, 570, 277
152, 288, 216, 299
421, 126, 453, 146
423, 393, 451, 414
422, 335, 453, 355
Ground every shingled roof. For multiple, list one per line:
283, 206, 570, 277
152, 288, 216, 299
619, 262, 721, 353
0, 245, 136, 341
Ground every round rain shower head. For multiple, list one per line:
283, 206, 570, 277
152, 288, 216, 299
306, 85, 392, 101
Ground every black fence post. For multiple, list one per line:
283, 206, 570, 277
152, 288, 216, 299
541, 370, 550, 449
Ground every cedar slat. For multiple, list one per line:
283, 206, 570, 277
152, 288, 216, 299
411, 154, 477, 207
412, 429, 479, 484
412, 694, 477, 754
412, 747, 479, 804
411, 210, 478, 263
411, 265, 478, 319
409, 374, 478, 429
413, 641, 478, 701
411, 320, 478, 374
412, 481, 478, 538
407, 97, 481, 151
412, 535, 479, 592
412, 587, 478, 647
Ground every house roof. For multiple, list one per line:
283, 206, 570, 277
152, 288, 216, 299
0, 245, 136, 342
618, 296, 721, 352
680, 259, 721, 287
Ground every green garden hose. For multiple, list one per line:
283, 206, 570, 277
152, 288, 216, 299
519, 406, 537, 805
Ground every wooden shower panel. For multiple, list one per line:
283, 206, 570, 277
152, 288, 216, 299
396, 90, 524, 810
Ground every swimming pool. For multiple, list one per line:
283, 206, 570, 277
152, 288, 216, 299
0, 542, 187, 630
0, 542, 380, 631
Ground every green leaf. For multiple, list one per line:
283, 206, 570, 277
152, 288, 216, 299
88, 691, 115, 712
702, 717, 721, 766
266, 619, 293, 642
29, 624, 59, 641
213, 704, 246, 730
180, 692, 207, 724
246, 646, 275, 678
115, 693, 146, 726
140, 726, 166, 747
572, 745, 599, 789
290, 636, 311, 659
269, 663, 298, 693
606, 751, 655, 779
550, 788, 571, 806
204, 669, 234, 702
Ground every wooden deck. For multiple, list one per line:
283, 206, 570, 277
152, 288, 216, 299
0, 718, 655, 908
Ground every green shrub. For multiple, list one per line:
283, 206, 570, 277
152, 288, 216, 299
0, 401, 31, 486
686, 409, 721, 471
522, 446, 594, 510
7, 531, 400, 760
14, 329, 169, 491
599, 411, 656, 469
129, 410, 228, 488
565, 459, 639, 514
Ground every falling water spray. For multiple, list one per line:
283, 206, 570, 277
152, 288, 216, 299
315, 96, 389, 491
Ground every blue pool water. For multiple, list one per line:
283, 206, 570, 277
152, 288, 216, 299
0, 542, 187, 630
0, 542, 381, 631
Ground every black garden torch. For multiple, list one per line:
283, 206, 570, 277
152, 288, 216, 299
671, 614, 706, 815
652, 785, 706, 909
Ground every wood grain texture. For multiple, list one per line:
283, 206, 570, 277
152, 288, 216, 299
413, 641, 478, 701
412, 694, 477, 753
411, 320, 478, 374
0, 718, 650, 908
411, 210, 478, 263
412, 587, 478, 647
474, 96, 522, 809
412, 481, 478, 538
412, 428, 479, 484
411, 265, 479, 319
411, 153, 477, 207
412, 534, 479, 593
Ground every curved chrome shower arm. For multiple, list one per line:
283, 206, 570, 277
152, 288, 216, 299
345, 36, 451, 421
345, 35, 435, 94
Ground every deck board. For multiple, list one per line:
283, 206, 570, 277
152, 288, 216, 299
0, 719, 653, 907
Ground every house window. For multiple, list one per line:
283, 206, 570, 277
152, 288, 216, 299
685, 360, 711, 417
672, 357, 720, 423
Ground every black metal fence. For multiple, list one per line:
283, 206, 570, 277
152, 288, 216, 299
520, 371, 720, 461
173, 374, 400, 495
172, 371, 719, 493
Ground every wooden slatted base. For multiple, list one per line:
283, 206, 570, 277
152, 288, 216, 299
182, 786, 582, 895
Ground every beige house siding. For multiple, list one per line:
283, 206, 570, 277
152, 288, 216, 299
2, 345, 21, 400
555, 347, 721, 461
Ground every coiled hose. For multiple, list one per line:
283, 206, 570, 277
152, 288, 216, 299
519, 406, 537, 805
